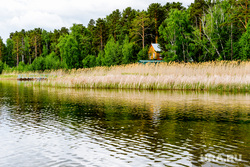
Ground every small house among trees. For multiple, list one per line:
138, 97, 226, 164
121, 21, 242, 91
148, 43, 162, 60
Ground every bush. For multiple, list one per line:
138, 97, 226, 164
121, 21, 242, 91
31, 57, 45, 71
44, 52, 62, 70
82, 55, 96, 68
96, 51, 104, 66
31, 54, 67, 71
163, 52, 178, 62
17, 62, 27, 72
137, 46, 149, 61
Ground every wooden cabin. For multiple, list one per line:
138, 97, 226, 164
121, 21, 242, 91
148, 43, 162, 60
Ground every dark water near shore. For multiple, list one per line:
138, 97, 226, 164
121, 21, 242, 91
0, 80, 249, 167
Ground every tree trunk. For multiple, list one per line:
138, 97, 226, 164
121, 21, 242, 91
101, 35, 103, 51
202, 19, 221, 58
35, 36, 37, 58
155, 16, 158, 43
142, 22, 145, 49
199, 18, 202, 39
231, 22, 233, 60
195, 16, 198, 29
22, 36, 24, 63
182, 42, 185, 62
246, 0, 248, 28
39, 42, 42, 56
114, 28, 116, 42
17, 40, 19, 66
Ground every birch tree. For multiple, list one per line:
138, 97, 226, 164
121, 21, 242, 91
197, 1, 231, 60
159, 9, 193, 62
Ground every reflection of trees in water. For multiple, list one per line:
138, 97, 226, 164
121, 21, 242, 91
159, 105, 250, 123
2, 80, 250, 124
1, 81, 250, 166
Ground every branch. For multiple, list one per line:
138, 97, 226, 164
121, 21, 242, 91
201, 18, 221, 58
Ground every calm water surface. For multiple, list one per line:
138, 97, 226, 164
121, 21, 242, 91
0, 80, 249, 167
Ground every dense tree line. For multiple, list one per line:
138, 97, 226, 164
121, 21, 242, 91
0, 0, 249, 73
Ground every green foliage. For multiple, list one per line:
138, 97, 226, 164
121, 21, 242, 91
29, 28, 42, 59
17, 62, 27, 72
5, 38, 15, 67
82, 55, 96, 68
120, 7, 138, 42
0, 60, 3, 74
162, 52, 179, 62
42, 30, 50, 56
96, 51, 104, 66
93, 18, 108, 51
122, 36, 136, 64
44, 52, 66, 70
189, 0, 209, 27
159, 9, 193, 62
106, 9, 121, 41
164, 2, 185, 12
0, 37, 5, 62
58, 24, 92, 69
58, 34, 80, 69
0, 0, 249, 72
229, 0, 250, 32
137, 46, 149, 60
130, 11, 152, 49
31, 56, 45, 71
148, 3, 165, 43
103, 37, 121, 66
24, 36, 31, 63
238, 22, 250, 60
201, 3, 230, 60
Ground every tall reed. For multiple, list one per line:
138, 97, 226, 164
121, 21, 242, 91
8, 61, 250, 92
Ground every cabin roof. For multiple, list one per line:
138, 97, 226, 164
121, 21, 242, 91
151, 43, 161, 52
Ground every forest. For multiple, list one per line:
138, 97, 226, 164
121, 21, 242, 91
0, 0, 249, 73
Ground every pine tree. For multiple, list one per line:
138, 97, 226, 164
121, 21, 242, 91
130, 11, 151, 49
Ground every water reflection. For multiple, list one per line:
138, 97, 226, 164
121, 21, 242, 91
0, 80, 249, 166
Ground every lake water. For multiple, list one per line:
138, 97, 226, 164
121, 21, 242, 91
0, 80, 249, 167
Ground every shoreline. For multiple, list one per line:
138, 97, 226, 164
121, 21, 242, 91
1, 61, 250, 92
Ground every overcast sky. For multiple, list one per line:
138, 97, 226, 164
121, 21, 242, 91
0, 0, 194, 42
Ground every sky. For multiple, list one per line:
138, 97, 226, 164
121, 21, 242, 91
0, 0, 194, 43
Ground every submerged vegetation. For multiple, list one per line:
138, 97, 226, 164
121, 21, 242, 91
6, 61, 248, 92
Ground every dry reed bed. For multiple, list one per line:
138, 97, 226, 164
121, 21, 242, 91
30, 61, 250, 92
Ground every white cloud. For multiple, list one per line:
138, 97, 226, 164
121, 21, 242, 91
9, 11, 66, 29
0, 0, 194, 43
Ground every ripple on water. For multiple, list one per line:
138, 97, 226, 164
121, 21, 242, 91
0, 83, 250, 167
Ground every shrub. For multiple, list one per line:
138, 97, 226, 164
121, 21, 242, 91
82, 55, 96, 68
137, 46, 149, 61
31, 57, 45, 71
17, 62, 27, 72
96, 51, 104, 66
44, 52, 62, 70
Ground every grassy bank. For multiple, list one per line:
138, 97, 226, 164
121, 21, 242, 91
1, 61, 250, 92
